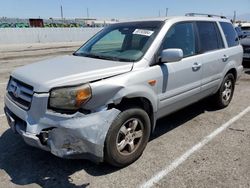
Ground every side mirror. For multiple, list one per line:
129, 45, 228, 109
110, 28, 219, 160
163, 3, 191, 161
160, 48, 183, 63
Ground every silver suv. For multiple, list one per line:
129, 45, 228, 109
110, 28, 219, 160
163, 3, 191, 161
4, 14, 243, 167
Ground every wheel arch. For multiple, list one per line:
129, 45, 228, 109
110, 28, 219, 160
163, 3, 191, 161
226, 68, 237, 81
109, 96, 156, 134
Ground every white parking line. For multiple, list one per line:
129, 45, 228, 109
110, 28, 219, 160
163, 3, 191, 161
141, 106, 250, 188
0, 114, 5, 118
0, 82, 7, 85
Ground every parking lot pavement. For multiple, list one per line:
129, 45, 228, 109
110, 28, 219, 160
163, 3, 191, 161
0, 42, 82, 60
0, 50, 249, 187
0, 42, 82, 85
154, 110, 250, 188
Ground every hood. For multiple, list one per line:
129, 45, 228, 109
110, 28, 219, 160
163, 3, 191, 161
240, 37, 250, 46
12, 55, 133, 92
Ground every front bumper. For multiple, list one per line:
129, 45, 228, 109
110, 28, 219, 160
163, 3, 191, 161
4, 94, 120, 163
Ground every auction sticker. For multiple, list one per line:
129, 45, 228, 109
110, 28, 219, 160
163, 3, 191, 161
133, 29, 154, 36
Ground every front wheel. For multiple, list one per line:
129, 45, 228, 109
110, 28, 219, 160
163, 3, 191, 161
213, 73, 235, 108
104, 108, 151, 167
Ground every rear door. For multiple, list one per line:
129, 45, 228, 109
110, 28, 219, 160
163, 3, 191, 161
195, 21, 226, 97
219, 22, 242, 69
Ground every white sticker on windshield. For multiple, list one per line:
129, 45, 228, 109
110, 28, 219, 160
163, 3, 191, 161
133, 29, 154, 36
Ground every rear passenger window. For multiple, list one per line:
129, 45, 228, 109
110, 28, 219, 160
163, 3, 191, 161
196, 22, 224, 53
220, 22, 239, 47
162, 22, 196, 57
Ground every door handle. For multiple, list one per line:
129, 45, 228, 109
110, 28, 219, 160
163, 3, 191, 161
222, 55, 229, 62
192, 62, 201, 71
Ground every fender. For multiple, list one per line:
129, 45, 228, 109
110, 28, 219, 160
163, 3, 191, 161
108, 84, 158, 113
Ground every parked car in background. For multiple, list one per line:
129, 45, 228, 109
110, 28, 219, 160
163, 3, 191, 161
238, 24, 250, 63
240, 23, 250, 36
0, 22, 29, 28
14, 23, 29, 28
0, 23, 11, 28
235, 26, 246, 39
241, 36, 250, 63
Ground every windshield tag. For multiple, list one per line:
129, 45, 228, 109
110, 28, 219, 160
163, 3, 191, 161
133, 29, 154, 36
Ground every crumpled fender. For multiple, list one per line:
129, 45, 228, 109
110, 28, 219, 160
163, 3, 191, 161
47, 108, 120, 162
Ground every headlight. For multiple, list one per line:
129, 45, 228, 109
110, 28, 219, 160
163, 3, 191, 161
49, 84, 92, 110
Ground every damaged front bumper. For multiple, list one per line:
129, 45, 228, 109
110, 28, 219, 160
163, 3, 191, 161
47, 108, 120, 162
4, 94, 120, 163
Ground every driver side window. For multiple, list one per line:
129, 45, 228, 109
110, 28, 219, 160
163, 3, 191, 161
162, 22, 196, 57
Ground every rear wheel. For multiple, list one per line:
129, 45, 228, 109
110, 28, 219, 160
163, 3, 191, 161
104, 108, 151, 167
213, 73, 235, 108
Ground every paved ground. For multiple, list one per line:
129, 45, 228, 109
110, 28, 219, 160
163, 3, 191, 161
0, 44, 249, 188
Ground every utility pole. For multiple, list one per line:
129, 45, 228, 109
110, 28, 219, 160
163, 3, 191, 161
158, 10, 161, 17
60, 5, 64, 22
233, 10, 236, 23
166, 8, 168, 17
87, 8, 89, 18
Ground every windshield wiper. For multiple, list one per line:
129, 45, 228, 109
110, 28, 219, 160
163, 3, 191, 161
73, 52, 85, 57
99, 55, 134, 62
73, 52, 133, 62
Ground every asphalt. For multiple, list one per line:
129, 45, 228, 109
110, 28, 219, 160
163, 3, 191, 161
0, 44, 249, 188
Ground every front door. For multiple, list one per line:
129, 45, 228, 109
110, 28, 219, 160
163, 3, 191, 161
157, 22, 202, 118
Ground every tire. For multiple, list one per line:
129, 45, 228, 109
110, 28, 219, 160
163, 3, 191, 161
213, 73, 235, 109
104, 108, 151, 167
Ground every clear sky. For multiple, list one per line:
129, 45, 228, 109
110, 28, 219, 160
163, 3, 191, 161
0, 0, 250, 20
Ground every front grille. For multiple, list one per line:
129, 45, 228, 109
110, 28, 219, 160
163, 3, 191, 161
243, 46, 250, 53
7, 77, 34, 110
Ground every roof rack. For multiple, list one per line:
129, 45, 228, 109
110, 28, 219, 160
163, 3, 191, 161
185, 13, 227, 19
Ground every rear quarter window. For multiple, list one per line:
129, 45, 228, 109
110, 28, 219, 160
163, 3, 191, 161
220, 22, 239, 47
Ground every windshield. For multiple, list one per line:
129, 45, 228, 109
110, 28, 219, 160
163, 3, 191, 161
74, 21, 163, 62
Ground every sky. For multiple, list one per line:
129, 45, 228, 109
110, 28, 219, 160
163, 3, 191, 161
0, 0, 250, 20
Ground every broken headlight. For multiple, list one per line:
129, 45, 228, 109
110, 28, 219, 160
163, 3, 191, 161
49, 84, 92, 110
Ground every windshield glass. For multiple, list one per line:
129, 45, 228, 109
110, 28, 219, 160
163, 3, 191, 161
74, 21, 163, 62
